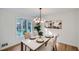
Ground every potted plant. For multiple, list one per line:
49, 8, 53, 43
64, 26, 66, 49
34, 23, 43, 38
34, 23, 44, 43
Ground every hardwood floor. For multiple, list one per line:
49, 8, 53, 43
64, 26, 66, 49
56, 43, 78, 51
2, 42, 78, 51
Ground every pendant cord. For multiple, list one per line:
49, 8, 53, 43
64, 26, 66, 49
39, 8, 42, 22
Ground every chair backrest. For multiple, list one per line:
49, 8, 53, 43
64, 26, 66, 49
24, 32, 30, 39
53, 36, 57, 44
51, 34, 59, 51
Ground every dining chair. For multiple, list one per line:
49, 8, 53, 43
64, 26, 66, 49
24, 32, 30, 39
23, 32, 30, 51
52, 34, 59, 51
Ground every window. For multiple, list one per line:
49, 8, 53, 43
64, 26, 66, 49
16, 17, 32, 38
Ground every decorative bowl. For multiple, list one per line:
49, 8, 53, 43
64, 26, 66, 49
36, 38, 44, 43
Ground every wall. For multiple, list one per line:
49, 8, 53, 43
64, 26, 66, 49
0, 9, 17, 48
78, 11, 79, 48
0, 9, 33, 49
76, 10, 79, 48
58, 11, 77, 47
43, 10, 78, 47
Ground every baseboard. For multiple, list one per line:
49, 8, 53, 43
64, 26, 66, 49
0, 41, 20, 51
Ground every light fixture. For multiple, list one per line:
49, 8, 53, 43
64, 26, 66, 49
33, 8, 45, 23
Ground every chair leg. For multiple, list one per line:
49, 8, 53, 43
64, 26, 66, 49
53, 47, 55, 51
30, 49, 33, 51
54, 45, 57, 51
52, 45, 57, 51
21, 42, 23, 51
45, 42, 47, 46
25, 45, 27, 51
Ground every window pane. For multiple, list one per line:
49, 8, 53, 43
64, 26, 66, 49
16, 17, 32, 39
28, 20, 32, 32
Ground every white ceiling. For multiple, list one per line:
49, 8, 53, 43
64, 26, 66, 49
0, 8, 78, 17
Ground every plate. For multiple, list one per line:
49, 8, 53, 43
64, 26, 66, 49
36, 39, 44, 43
30, 37, 36, 40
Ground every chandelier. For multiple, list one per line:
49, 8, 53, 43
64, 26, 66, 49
33, 8, 45, 23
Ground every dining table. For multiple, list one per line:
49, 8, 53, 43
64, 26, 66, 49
21, 37, 51, 51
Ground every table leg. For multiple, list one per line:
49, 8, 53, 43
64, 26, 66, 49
53, 44, 57, 51
25, 45, 27, 51
45, 42, 47, 46
30, 49, 32, 51
45, 38, 50, 46
21, 42, 23, 51
54, 44, 57, 51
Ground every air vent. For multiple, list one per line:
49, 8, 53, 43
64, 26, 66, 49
1, 43, 8, 47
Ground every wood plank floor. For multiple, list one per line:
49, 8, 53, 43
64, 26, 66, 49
2, 42, 78, 51
56, 43, 78, 51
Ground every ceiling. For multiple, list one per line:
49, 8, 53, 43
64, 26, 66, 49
0, 8, 78, 17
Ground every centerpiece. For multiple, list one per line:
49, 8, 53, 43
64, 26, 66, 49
34, 23, 44, 43
33, 8, 45, 43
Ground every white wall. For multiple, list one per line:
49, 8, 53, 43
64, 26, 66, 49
76, 10, 79, 48
57, 11, 77, 47
78, 11, 79, 48
0, 9, 17, 48
43, 10, 78, 47
0, 9, 33, 49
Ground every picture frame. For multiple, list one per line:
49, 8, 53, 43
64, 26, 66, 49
44, 20, 52, 28
45, 20, 62, 29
